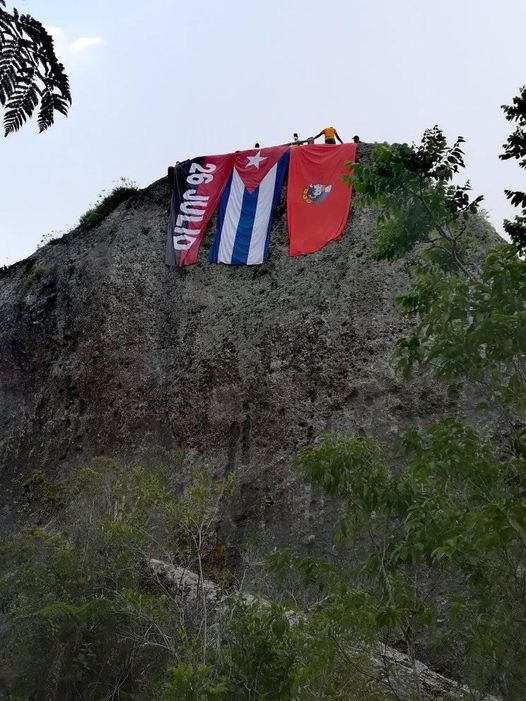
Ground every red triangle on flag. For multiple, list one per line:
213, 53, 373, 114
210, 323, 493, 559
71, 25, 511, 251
234, 146, 289, 193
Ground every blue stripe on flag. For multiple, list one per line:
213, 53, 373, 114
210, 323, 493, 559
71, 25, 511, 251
231, 187, 259, 264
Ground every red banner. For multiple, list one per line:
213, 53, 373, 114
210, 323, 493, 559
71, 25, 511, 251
166, 153, 235, 267
287, 143, 357, 256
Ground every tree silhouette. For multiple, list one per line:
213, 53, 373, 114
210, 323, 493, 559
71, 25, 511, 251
0, 0, 71, 136
500, 86, 526, 253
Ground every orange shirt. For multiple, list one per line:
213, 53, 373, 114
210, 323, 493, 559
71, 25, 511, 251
323, 127, 336, 140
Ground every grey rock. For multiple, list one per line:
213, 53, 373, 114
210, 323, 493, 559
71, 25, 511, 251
0, 144, 501, 562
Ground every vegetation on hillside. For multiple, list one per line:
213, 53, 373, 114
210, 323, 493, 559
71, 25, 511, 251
80, 178, 139, 229
283, 92, 526, 698
1, 89, 526, 699
0, 461, 388, 701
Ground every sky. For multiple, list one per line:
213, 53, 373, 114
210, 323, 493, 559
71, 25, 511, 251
1, 0, 525, 265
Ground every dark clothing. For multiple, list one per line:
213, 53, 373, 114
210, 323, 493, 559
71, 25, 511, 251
325, 138, 336, 144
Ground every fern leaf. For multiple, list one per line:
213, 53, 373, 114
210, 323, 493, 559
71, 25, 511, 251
37, 87, 53, 132
3, 70, 36, 135
0, 4, 71, 135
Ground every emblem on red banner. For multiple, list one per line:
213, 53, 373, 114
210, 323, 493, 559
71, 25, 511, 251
302, 183, 333, 205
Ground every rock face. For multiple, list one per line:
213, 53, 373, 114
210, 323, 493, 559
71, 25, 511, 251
0, 144, 499, 551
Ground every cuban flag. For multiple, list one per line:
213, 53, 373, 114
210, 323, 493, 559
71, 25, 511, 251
209, 146, 289, 265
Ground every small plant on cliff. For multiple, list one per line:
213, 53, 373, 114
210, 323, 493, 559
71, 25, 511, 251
38, 229, 64, 248
80, 177, 139, 229
20, 468, 65, 516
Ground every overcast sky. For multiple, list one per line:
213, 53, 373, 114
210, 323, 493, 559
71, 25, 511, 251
1, 0, 525, 265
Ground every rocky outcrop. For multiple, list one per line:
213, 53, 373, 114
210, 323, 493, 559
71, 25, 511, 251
149, 559, 499, 700
0, 144, 500, 554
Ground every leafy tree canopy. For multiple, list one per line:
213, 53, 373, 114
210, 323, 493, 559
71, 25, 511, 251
347, 123, 526, 418
0, 0, 71, 136
500, 85, 526, 252
271, 91, 526, 699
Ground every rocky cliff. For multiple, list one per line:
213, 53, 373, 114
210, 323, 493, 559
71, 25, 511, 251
0, 144, 500, 553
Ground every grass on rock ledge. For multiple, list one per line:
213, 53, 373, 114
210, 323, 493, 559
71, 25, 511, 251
80, 178, 139, 229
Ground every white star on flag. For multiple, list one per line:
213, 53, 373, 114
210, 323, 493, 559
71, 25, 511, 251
246, 150, 267, 169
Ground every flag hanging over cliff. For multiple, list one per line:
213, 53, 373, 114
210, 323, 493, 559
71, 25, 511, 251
209, 147, 289, 265
287, 143, 357, 256
166, 153, 234, 267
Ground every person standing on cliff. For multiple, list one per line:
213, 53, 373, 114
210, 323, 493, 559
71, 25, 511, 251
290, 132, 309, 145
313, 126, 343, 144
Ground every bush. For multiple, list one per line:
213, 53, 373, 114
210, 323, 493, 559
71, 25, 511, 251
0, 460, 232, 701
80, 178, 139, 229
0, 460, 390, 701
